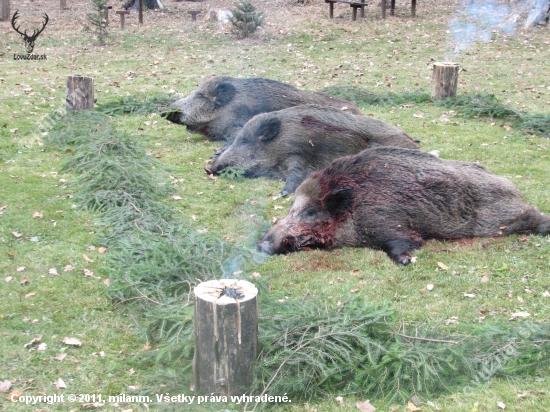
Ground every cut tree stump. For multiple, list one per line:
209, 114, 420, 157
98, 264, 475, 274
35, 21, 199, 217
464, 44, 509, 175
194, 279, 258, 396
431, 62, 459, 100
66, 75, 94, 111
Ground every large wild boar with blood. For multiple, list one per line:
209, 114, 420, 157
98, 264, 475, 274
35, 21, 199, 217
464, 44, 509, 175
161, 76, 362, 144
258, 147, 550, 265
205, 104, 419, 196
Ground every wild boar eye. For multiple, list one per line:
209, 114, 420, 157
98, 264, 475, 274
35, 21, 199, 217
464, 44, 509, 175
302, 207, 320, 221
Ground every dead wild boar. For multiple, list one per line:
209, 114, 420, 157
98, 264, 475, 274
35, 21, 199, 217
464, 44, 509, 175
205, 104, 419, 196
160, 76, 362, 144
258, 147, 550, 265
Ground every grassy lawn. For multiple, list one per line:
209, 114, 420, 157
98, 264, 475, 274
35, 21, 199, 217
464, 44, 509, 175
1, 1, 549, 411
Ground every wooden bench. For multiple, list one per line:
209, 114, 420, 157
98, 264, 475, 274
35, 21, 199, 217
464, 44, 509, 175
325, 0, 417, 20
381, 0, 417, 19
325, 0, 367, 21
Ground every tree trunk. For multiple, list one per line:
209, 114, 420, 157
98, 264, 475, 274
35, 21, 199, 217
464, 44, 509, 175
193, 279, 258, 396
66, 76, 95, 111
431, 62, 459, 100
1, 0, 10, 22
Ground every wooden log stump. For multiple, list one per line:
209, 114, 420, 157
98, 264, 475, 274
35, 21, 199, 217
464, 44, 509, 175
194, 279, 258, 396
431, 62, 459, 100
66, 75, 94, 112
1, 0, 10, 22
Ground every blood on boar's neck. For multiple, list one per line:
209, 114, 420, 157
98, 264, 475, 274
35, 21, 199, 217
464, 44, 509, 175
258, 147, 550, 265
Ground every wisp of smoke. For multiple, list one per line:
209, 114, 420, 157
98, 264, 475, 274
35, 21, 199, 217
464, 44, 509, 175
449, 0, 548, 55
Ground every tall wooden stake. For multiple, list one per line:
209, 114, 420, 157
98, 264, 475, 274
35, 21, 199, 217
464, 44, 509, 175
138, 0, 143, 24
431, 62, 459, 100
60, 0, 67, 10
1, 0, 10, 21
194, 279, 258, 396
66, 76, 95, 112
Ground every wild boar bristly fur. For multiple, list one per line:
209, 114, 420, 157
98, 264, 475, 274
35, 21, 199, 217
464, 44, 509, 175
259, 147, 550, 265
161, 77, 362, 144
207, 104, 419, 196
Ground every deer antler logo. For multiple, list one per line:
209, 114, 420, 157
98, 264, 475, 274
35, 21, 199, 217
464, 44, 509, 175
11, 11, 49, 54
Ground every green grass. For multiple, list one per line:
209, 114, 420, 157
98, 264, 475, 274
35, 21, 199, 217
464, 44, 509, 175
1, 3, 550, 411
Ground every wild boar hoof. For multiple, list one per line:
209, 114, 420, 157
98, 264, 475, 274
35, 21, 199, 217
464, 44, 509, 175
280, 190, 289, 197
398, 256, 411, 266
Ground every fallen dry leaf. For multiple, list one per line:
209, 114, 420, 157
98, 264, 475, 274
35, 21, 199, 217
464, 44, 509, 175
510, 311, 530, 320
62, 337, 83, 347
497, 401, 506, 409
103, 278, 110, 286
54, 378, 67, 389
37, 343, 47, 352
24, 336, 42, 348
12, 232, 22, 238
463, 293, 476, 298
143, 342, 151, 351
481, 273, 489, 283
49, 268, 59, 276
20, 276, 29, 285
98, 247, 107, 254
54, 353, 67, 361
81, 402, 105, 408
16, 267, 25, 272
171, 195, 183, 200
356, 399, 376, 412
437, 262, 449, 270
7, 390, 22, 402
5, 277, 12, 283
335, 396, 344, 405
63, 265, 74, 272
25, 291, 36, 299
0, 380, 12, 393
427, 284, 434, 291
407, 401, 421, 411
82, 254, 94, 263
32, 212, 43, 219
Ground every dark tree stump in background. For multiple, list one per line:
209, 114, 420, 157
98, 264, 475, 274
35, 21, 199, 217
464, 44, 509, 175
431, 62, 459, 100
66, 76, 95, 111
194, 279, 258, 396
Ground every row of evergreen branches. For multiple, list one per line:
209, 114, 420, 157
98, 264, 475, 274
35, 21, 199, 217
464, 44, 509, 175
47, 104, 550, 410
322, 87, 550, 137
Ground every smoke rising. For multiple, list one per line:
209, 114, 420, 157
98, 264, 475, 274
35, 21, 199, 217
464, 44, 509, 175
449, 0, 548, 55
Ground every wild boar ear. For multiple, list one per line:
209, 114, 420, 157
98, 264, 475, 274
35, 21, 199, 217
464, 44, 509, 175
258, 118, 281, 142
212, 82, 236, 108
323, 188, 354, 215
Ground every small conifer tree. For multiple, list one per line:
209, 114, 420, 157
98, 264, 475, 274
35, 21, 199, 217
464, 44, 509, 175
229, 0, 264, 39
85, 0, 108, 46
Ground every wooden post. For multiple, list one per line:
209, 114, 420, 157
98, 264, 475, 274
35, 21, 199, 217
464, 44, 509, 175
138, 0, 143, 24
116, 10, 130, 29
1, 0, 9, 22
60, 0, 66, 10
431, 62, 459, 100
66, 76, 95, 112
188, 10, 201, 21
194, 279, 258, 396
381, 0, 386, 19
411, 0, 417, 18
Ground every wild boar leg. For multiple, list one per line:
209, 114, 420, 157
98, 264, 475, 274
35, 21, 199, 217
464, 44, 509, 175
381, 239, 424, 266
281, 161, 308, 197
